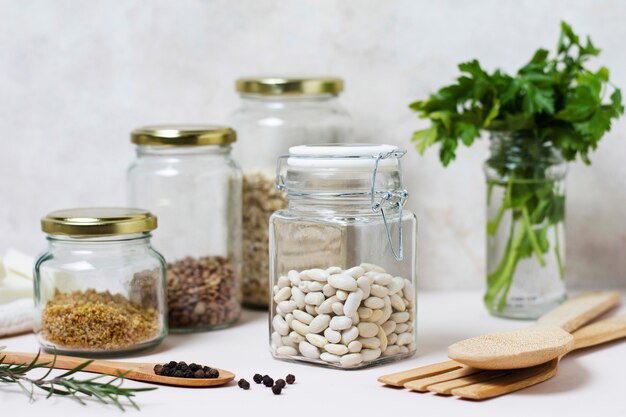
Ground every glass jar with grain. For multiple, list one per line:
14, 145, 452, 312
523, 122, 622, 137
230, 77, 352, 309
34, 208, 167, 356
127, 125, 242, 332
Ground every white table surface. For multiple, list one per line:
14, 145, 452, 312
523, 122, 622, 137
1, 289, 625, 416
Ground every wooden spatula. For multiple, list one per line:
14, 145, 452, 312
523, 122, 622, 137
448, 291, 620, 369
0, 351, 235, 387
409, 313, 626, 399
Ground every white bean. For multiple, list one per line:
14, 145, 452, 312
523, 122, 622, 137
383, 345, 400, 357
403, 279, 414, 301
276, 346, 298, 356
329, 316, 352, 331
289, 331, 305, 343
357, 275, 372, 299
322, 284, 337, 297
344, 266, 365, 278
357, 322, 379, 338
332, 302, 344, 315
306, 333, 328, 348
373, 273, 393, 286
358, 337, 381, 349
288, 270, 300, 286
397, 332, 413, 346
390, 294, 406, 312
335, 290, 349, 301
364, 297, 384, 309
299, 341, 320, 359
387, 333, 398, 345
357, 307, 373, 319
367, 309, 383, 323
320, 352, 341, 363
395, 323, 409, 334
370, 284, 389, 298
361, 348, 382, 362
318, 295, 339, 314
271, 331, 283, 347
325, 343, 349, 355
324, 328, 342, 344
290, 319, 310, 336
278, 300, 297, 314
305, 268, 329, 282
277, 276, 290, 289
387, 277, 405, 294
381, 320, 396, 335
281, 336, 297, 348
305, 304, 318, 316
391, 312, 410, 323
273, 315, 289, 336
291, 287, 306, 308
348, 340, 362, 353
305, 291, 325, 306
343, 289, 363, 318
341, 326, 359, 344
325, 266, 342, 275
292, 309, 314, 324
378, 326, 388, 352
340, 353, 364, 367
273, 287, 291, 303
328, 274, 358, 291
308, 314, 331, 333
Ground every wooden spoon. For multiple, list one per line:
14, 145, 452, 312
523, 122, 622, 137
448, 291, 620, 370
0, 351, 235, 387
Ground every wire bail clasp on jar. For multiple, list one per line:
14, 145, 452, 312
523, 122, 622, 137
275, 149, 409, 261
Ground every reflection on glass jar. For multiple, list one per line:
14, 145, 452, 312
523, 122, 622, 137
127, 125, 243, 332
230, 77, 352, 309
34, 208, 167, 356
269, 144, 417, 369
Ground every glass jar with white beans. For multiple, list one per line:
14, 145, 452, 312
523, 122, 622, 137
269, 144, 417, 368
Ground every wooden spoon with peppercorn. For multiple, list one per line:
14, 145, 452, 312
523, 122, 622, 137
0, 351, 235, 387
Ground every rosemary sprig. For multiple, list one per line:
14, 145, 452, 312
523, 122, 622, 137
0, 346, 156, 411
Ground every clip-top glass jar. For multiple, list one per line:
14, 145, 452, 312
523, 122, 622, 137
34, 208, 167, 356
230, 77, 352, 309
127, 125, 242, 332
269, 144, 417, 368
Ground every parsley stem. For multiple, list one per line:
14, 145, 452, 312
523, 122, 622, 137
554, 225, 565, 279
522, 206, 547, 267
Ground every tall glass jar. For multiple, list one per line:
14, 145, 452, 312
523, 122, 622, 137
230, 77, 352, 309
34, 208, 167, 356
269, 144, 417, 369
484, 131, 567, 319
127, 125, 242, 332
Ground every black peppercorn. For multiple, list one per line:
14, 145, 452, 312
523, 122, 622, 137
238, 379, 250, 390
173, 370, 184, 378
153, 364, 164, 375
167, 361, 177, 368
272, 385, 282, 395
253, 373, 263, 384
285, 374, 295, 384
193, 370, 205, 378
183, 370, 194, 378
263, 376, 274, 387
275, 379, 286, 388
163, 367, 174, 376
190, 363, 200, 372
206, 368, 219, 378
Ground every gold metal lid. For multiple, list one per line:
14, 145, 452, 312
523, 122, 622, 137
42, 208, 157, 236
131, 125, 236, 146
235, 77, 344, 96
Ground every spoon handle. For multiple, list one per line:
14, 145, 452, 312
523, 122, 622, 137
572, 314, 626, 350
537, 291, 620, 333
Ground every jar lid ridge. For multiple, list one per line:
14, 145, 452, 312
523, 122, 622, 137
41, 207, 157, 236
236, 77, 344, 96
131, 125, 236, 146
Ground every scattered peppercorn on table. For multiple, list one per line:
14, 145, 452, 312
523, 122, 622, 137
2, 290, 625, 416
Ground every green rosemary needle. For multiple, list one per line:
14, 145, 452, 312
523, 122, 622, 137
0, 347, 156, 411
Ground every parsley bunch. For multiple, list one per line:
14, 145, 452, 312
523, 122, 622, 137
411, 21, 623, 166
410, 22, 623, 315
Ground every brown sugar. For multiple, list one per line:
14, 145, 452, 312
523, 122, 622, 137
41, 289, 161, 350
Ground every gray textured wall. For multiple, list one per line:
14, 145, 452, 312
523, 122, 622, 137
1, 0, 624, 289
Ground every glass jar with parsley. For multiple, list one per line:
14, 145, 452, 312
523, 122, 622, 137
484, 131, 567, 317
409, 22, 623, 318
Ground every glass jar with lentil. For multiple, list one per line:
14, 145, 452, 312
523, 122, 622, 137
127, 125, 243, 331
34, 208, 167, 356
